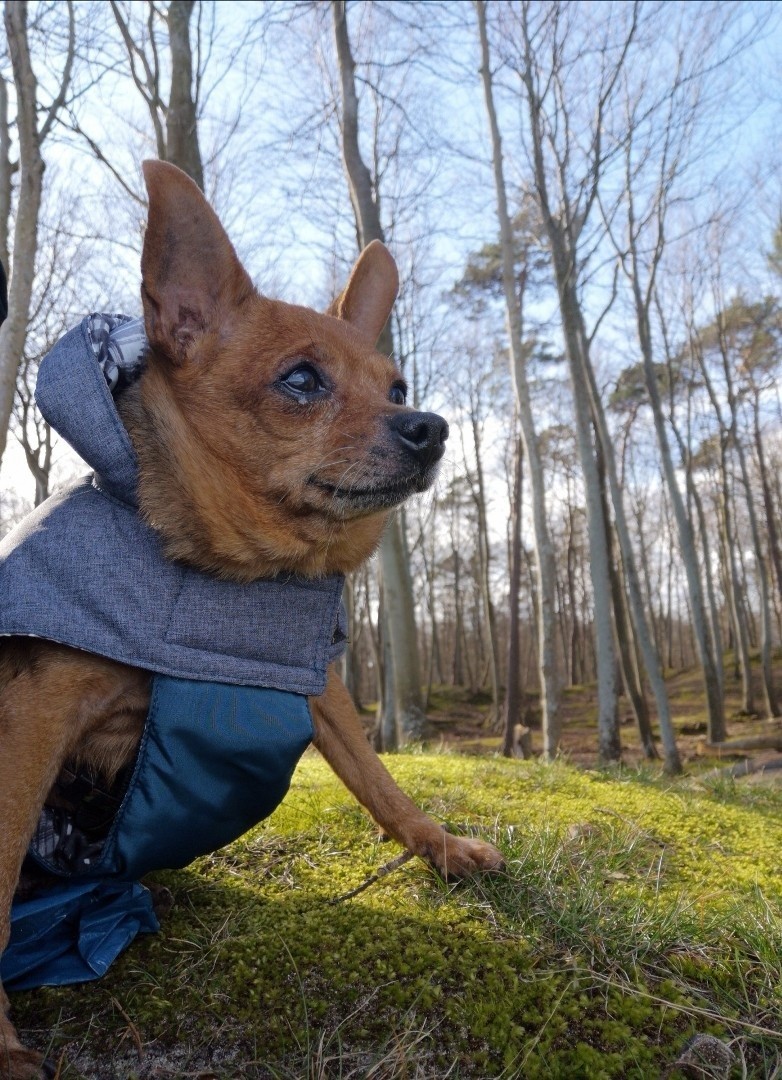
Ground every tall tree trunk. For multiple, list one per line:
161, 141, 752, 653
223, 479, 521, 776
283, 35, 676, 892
0, 76, 11, 275
718, 453, 754, 714
341, 574, 359, 705
0, 0, 72, 470
714, 333, 777, 717
566, 502, 580, 686
30, 426, 51, 506
662, 356, 726, 699
582, 330, 680, 769
517, 10, 620, 761
634, 500, 662, 660
688, 472, 725, 695
503, 429, 527, 756
0, 3, 44, 468
694, 330, 755, 716
556, 577, 569, 686
557, 282, 620, 762
111, 0, 203, 186
597, 440, 659, 760
451, 517, 465, 687
631, 300, 726, 741
475, 0, 560, 757
471, 414, 501, 726
753, 386, 782, 625
331, 0, 424, 744
166, 0, 204, 189
381, 517, 425, 743
735, 437, 776, 715
419, 516, 444, 699
378, 604, 397, 750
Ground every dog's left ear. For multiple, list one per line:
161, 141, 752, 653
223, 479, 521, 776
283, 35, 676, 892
141, 160, 255, 364
328, 240, 399, 345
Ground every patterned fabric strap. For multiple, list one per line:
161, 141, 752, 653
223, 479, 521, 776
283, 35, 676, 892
86, 313, 147, 395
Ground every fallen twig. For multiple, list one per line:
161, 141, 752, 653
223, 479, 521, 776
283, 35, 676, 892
110, 996, 143, 1065
706, 735, 782, 753
329, 850, 415, 904
704, 755, 782, 781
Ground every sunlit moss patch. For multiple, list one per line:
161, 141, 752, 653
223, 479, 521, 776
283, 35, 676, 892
12, 752, 782, 1078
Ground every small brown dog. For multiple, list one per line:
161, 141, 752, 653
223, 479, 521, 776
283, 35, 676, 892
0, 161, 502, 1079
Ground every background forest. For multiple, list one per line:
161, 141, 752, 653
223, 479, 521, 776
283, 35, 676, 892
2, 0, 782, 775
6, 5, 782, 1077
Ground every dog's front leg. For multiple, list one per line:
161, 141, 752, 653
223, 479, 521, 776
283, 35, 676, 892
0, 644, 148, 1080
0, 659, 94, 1080
309, 666, 504, 879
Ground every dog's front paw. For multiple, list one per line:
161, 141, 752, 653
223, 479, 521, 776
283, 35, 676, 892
0, 1046, 50, 1080
419, 830, 504, 880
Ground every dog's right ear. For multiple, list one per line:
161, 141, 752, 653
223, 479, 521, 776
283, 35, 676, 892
141, 160, 255, 365
328, 240, 399, 346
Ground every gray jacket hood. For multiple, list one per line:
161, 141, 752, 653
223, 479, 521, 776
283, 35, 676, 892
35, 317, 144, 506
0, 316, 346, 695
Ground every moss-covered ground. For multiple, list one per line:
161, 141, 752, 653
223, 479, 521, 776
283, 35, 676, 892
12, 751, 782, 1078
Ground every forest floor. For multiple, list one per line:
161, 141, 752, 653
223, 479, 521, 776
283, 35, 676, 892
424, 653, 782, 777
11, 660, 782, 1079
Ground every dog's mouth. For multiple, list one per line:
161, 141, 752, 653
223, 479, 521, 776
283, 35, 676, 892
308, 471, 433, 516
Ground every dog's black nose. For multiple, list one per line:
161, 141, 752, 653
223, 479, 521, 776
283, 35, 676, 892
388, 411, 449, 470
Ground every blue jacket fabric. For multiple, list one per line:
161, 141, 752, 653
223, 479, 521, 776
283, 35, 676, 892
1, 317, 348, 989
25, 676, 316, 883
3, 881, 160, 992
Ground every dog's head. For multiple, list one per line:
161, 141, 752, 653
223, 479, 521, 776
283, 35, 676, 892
128, 161, 448, 580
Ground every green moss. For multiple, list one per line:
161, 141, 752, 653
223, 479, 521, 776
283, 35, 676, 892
11, 751, 782, 1077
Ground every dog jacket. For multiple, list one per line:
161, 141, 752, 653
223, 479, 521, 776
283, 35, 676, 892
0, 316, 347, 989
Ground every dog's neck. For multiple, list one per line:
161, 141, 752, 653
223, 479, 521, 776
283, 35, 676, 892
117, 377, 387, 582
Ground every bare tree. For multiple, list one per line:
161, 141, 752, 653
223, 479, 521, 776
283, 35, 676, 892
14, 352, 51, 506
690, 290, 779, 718
741, 301, 782, 635
509, 1, 626, 761
10, 190, 89, 504
166, 1, 203, 186
596, 4, 760, 742
503, 421, 528, 756
475, 0, 561, 758
331, 0, 426, 746
109, 0, 203, 186
0, 75, 12, 273
0, 0, 74, 470
453, 348, 503, 725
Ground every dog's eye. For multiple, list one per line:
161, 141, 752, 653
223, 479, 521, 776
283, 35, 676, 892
389, 382, 407, 406
280, 364, 324, 397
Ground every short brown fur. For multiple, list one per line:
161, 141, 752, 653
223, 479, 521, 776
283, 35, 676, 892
0, 161, 502, 1079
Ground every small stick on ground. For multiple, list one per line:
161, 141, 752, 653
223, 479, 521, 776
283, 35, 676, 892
330, 850, 415, 904
110, 996, 144, 1065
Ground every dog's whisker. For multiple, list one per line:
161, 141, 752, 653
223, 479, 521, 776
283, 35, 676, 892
333, 461, 366, 492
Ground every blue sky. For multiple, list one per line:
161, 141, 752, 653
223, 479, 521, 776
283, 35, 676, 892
2, 0, 781, 527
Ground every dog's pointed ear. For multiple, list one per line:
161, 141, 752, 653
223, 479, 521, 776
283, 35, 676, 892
141, 160, 255, 364
328, 240, 399, 345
